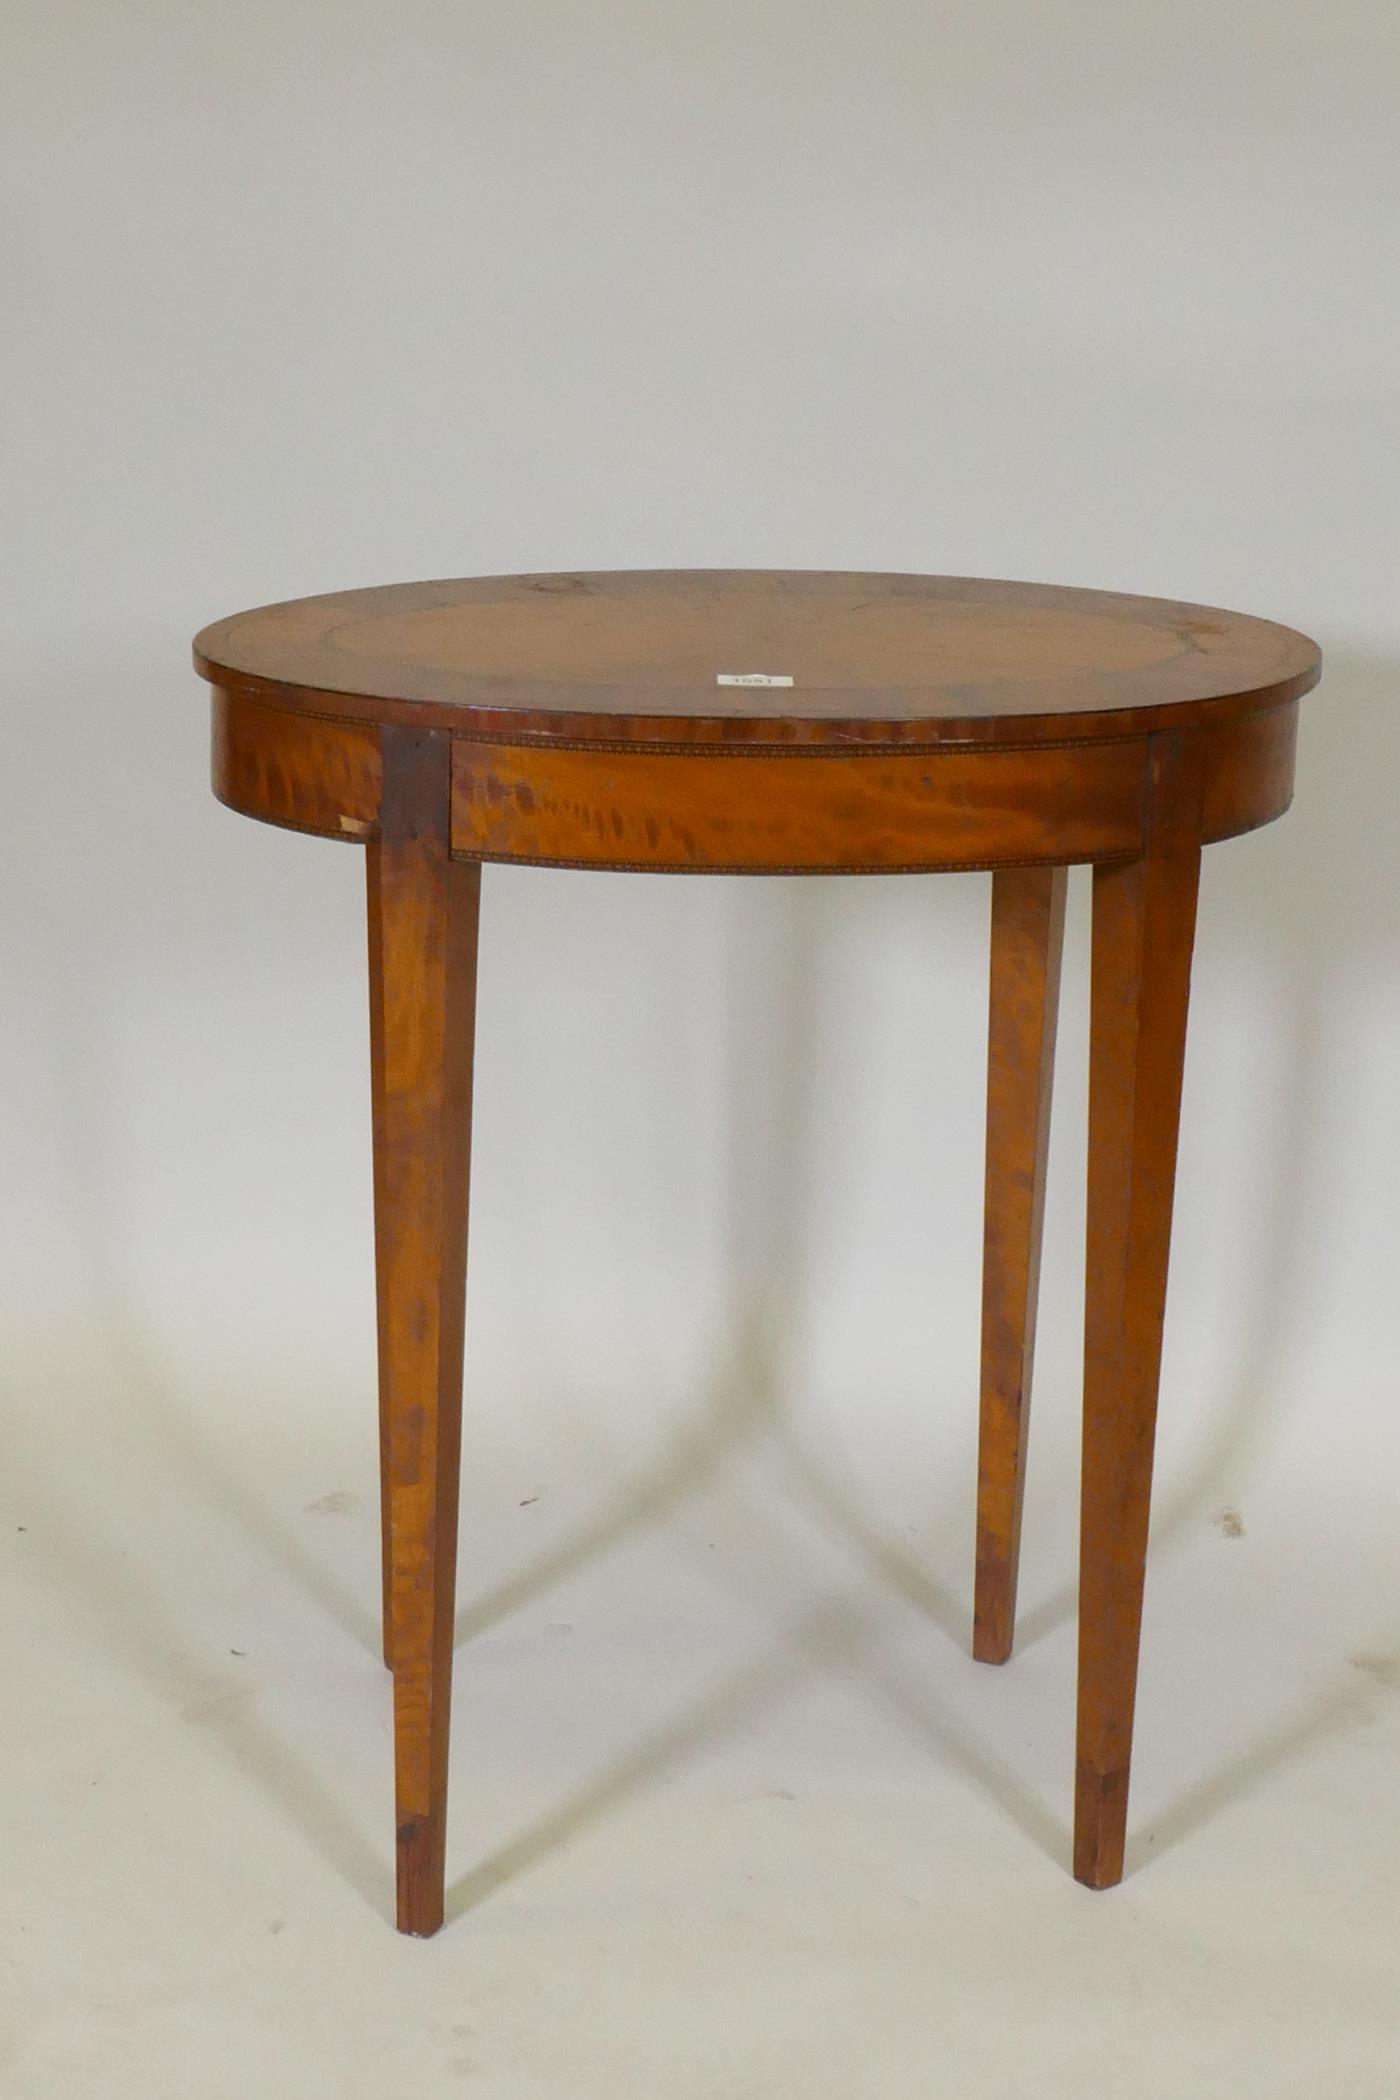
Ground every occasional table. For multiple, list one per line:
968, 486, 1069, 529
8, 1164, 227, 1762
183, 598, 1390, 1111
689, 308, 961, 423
194, 570, 1321, 1935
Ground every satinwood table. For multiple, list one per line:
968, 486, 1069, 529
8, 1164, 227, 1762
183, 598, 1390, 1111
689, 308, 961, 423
194, 569, 1321, 1935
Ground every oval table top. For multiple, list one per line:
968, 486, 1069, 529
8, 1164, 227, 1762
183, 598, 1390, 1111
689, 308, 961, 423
194, 571, 1321, 751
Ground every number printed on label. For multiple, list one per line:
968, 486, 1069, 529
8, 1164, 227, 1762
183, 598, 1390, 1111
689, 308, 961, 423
715, 672, 794, 688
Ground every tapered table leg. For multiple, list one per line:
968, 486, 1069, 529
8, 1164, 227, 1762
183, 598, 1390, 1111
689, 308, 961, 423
368, 846, 394, 1674
367, 725, 479, 1937
1075, 735, 1203, 1889
974, 865, 1067, 1665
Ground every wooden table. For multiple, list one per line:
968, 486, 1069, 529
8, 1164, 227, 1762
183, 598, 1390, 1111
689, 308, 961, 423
194, 570, 1321, 1935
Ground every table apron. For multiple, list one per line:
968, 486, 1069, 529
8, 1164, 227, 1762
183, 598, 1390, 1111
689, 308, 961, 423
210, 687, 1297, 872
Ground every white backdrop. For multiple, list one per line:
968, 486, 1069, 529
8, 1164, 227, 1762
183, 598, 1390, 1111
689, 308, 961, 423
3, 5, 1399, 2094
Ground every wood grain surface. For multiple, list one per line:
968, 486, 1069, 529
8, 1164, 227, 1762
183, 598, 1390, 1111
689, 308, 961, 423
448, 736, 1150, 873
195, 570, 1320, 748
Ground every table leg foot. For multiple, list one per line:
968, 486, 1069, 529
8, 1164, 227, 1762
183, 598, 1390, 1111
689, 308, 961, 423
396, 1812, 449, 1936
1072, 1764, 1130, 1888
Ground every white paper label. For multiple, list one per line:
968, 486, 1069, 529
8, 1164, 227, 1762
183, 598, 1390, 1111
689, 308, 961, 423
716, 672, 793, 688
